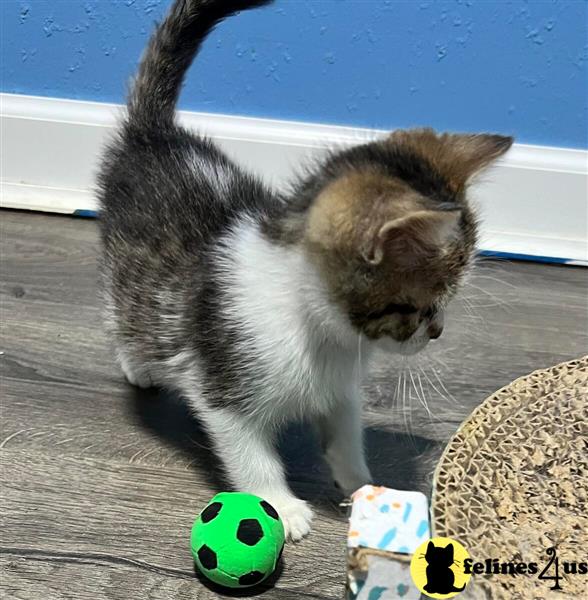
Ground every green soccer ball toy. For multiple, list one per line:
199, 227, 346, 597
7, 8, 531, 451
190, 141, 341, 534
191, 492, 285, 588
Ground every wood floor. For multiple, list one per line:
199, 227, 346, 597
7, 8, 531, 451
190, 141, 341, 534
1, 210, 587, 599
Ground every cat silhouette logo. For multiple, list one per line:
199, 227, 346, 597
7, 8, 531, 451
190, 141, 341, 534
410, 537, 471, 598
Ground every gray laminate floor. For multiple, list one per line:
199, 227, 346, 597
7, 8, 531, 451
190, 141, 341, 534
1, 210, 587, 599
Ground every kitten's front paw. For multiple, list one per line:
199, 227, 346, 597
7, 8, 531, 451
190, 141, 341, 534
325, 451, 372, 497
118, 350, 155, 389
268, 497, 313, 542
332, 468, 372, 497
121, 363, 154, 389
125, 370, 154, 389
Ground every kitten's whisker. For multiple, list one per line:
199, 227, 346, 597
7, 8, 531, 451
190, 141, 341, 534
405, 368, 420, 449
464, 283, 512, 310
460, 295, 511, 310
416, 371, 434, 420
460, 295, 476, 308
460, 293, 503, 303
461, 296, 507, 306
468, 273, 517, 289
428, 353, 449, 370
455, 303, 491, 336
398, 366, 415, 444
401, 369, 410, 434
394, 367, 403, 409
418, 366, 454, 407
458, 295, 493, 321
408, 367, 434, 420
431, 366, 461, 407
461, 316, 486, 326
461, 311, 486, 324
461, 292, 512, 305
473, 254, 514, 270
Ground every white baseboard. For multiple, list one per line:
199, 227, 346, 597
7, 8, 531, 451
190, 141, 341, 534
2, 93, 587, 263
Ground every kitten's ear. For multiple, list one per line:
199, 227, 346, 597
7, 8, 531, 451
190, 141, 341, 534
445, 133, 514, 184
389, 129, 513, 190
426, 541, 435, 555
446, 544, 454, 562
363, 209, 461, 266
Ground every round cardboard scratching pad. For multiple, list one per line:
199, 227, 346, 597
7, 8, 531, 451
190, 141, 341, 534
431, 357, 588, 599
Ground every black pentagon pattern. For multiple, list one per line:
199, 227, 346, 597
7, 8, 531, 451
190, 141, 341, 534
260, 500, 279, 520
236, 518, 263, 546
238, 570, 265, 586
200, 501, 222, 523
197, 544, 217, 570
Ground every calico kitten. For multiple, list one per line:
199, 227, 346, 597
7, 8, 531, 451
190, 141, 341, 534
98, 0, 512, 541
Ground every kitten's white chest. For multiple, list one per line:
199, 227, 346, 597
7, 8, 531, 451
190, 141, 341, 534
268, 326, 361, 418
218, 219, 363, 420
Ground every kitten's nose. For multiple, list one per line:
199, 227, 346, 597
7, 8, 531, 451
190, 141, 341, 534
427, 323, 443, 340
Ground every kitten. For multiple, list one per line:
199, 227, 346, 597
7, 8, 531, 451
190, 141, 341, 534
98, 0, 512, 541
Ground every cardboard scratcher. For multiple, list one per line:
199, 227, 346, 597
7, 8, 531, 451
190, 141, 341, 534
432, 356, 588, 599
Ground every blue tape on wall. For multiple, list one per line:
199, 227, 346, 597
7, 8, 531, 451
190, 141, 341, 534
477, 251, 585, 267
73, 209, 98, 218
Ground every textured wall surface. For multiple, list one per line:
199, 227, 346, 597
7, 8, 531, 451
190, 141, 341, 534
2, 0, 587, 148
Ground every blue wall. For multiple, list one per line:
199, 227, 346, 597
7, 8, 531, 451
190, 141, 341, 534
2, 0, 587, 148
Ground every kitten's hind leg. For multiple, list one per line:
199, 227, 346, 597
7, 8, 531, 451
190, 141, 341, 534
117, 347, 155, 389
186, 398, 313, 541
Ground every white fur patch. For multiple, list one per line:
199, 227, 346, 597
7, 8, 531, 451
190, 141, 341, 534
375, 320, 431, 356
215, 218, 365, 424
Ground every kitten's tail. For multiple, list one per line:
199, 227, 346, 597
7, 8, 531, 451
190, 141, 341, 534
128, 0, 274, 128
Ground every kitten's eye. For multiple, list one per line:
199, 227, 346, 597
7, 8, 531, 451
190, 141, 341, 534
422, 306, 437, 320
387, 303, 418, 315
